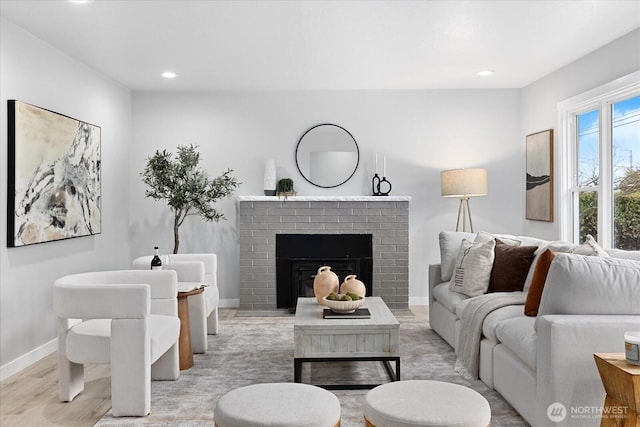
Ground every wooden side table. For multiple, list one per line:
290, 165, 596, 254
594, 353, 640, 427
177, 287, 205, 370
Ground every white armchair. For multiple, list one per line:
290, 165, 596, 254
133, 253, 219, 354
53, 270, 180, 417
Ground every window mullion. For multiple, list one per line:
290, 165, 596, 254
599, 102, 613, 248
559, 112, 576, 242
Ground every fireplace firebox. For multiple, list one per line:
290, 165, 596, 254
276, 234, 373, 311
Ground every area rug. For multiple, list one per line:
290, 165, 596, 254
95, 313, 528, 426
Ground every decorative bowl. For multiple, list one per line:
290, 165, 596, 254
322, 295, 365, 314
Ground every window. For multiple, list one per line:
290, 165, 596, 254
558, 71, 640, 250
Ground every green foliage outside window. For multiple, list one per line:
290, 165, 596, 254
579, 191, 598, 242
614, 193, 640, 249
579, 169, 640, 250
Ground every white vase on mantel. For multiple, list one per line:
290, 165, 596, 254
264, 159, 276, 196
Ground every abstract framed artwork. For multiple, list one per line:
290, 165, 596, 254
7, 100, 101, 247
525, 129, 554, 222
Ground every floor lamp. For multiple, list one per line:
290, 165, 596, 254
440, 168, 488, 232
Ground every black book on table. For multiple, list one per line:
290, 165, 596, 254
323, 308, 371, 319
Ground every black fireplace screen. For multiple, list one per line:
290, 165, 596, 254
276, 234, 373, 310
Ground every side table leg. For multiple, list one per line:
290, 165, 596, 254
177, 296, 194, 370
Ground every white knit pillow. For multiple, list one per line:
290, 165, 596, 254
439, 231, 477, 282
474, 231, 521, 247
578, 234, 610, 257
546, 235, 610, 257
449, 238, 496, 297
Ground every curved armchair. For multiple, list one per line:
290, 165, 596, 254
53, 270, 180, 417
133, 253, 219, 354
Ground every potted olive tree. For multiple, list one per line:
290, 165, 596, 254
141, 144, 240, 253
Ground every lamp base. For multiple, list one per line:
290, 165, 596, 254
456, 197, 475, 233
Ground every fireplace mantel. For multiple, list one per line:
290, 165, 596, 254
238, 196, 411, 202
238, 196, 410, 311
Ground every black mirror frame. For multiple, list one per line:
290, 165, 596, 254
295, 123, 360, 189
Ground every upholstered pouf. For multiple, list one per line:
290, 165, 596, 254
364, 380, 491, 427
214, 382, 341, 427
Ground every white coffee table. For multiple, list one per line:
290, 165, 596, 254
294, 296, 400, 389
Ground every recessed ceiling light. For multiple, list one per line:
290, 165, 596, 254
162, 71, 177, 79
477, 70, 495, 77
68, 0, 92, 4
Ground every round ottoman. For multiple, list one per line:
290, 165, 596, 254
214, 382, 341, 427
364, 380, 491, 427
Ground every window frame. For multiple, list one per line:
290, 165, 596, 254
557, 70, 640, 247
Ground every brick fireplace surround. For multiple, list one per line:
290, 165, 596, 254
238, 196, 410, 311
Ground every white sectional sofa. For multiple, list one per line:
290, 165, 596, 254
428, 231, 640, 427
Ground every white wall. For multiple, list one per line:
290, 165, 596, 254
130, 89, 522, 306
0, 18, 132, 379
521, 29, 640, 240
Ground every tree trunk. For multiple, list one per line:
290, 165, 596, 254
173, 215, 180, 254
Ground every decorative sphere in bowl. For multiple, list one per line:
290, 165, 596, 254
322, 294, 365, 314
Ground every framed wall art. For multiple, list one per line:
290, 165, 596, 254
7, 100, 101, 247
525, 129, 554, 222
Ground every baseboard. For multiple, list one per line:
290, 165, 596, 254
409, 297, 429, 306
219, 298, 239, 308
0, 338, 57, 382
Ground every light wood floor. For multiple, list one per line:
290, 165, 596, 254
0, 306, 428, 427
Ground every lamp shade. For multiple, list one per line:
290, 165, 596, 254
441, 168, 488, 198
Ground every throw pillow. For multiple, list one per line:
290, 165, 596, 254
523, 249, 556, 316
474, 231, 521, 247
439, 231, 477, 282
580, 234, 610, 257
487, 239, 538, 293
547, 234, 610, 257
450, 238, 496, 297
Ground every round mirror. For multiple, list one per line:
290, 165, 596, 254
295, 124, 359, 188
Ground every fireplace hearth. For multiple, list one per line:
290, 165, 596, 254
276, 234, 372, 310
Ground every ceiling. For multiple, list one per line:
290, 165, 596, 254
1, 0, 639, 91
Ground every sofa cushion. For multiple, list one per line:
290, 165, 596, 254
538, 253, 640, 319
439, 231, 476, 282
455, 296, 470, 318
433, 282, 468, 313
495, 316, 537, 370
607, 249, 640, 261
450, 238, 496, 297
482, 304, 526, 342
488, 240, 537, 293
454, 295, 525, 341
524, 249, 556, 316
521, 236, 608, 292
